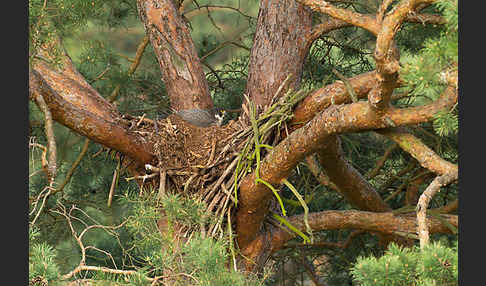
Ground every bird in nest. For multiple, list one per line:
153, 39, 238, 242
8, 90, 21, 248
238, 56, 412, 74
172, 107, 226, 128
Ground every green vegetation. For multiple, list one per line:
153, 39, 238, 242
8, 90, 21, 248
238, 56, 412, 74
29, 0, 458, 285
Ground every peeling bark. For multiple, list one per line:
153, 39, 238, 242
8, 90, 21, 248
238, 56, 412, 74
317, 135, 391, 212
271, 210, 457, 252
377, 128, 458, 176
30, 69, 154, 164
236, 81, 457, 266
290, 71, 377, 132
245, 0, 313, 108
136, 0, 214, 111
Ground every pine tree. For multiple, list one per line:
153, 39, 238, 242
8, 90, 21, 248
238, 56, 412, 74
29, 0, 458, 284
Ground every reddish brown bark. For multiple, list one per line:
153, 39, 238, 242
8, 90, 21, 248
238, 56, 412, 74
298, 0, 380, 35
270, 210, 457, 252
33, 57, 120, 123
377, 128, 458, 176
136, 0, 214, 111
317, 136, 391, 212
30, 69, 154, 164
405, 168, 433, 206
236, 81, 457, 262
298, 0, 441, 110
242, 210, 457, 264
245, 0, 313, 108
289, 71, 377, 132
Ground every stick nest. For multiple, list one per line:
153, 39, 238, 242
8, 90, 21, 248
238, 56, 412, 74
121, 78, 308, 241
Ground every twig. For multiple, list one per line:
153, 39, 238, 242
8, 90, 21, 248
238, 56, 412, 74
417, 171, 458, 249
52, 138, 90, 195
34, 93, 57, 184
108, 34, 150, 103
125, 173, 158, 181
332, 68, 358, 102
92, 65, 111, 82
107, 158, 120, 207
30, 186, 53, 226
136, 113, 147, 127
366, 143, 397, 179
158, 170, 167, 199
62, 265, 136, 280
206, 138, 217, 166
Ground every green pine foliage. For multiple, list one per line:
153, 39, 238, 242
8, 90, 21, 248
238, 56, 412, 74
29, 0, 458, 285
398, 0, 458, 137
29, 227, 60, 283
351, 241, 458, 286
116, 192, 265, 285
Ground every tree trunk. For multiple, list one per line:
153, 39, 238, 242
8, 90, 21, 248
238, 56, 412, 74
137, 0, 214, 111
245, 0, 313, 108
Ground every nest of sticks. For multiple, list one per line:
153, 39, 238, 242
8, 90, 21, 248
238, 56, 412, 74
122, 76, 308, 242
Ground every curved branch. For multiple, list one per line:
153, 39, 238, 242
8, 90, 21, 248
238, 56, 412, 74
298, 0, 380, 35
417, 171, 458, 248
30, 69, 154, 164
298, 0, 442, 110
317, 135, 391, 212
236, 79, 457, 256
183, 5, 254, 19
34, 93, 57, 184
33, 58, 120, 123
290, 70, 377, 133
377, 128, 458, 176
308, 12, 445, 43
260, 210, 457, 254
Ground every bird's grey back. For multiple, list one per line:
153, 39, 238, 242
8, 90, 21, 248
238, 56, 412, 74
174, 108, 220, 127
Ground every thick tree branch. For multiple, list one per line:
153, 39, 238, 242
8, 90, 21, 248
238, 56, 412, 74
299, 0, 441, 110
136, 0, 214, 111
369, 0, 434, 109
236, 80, 457, 258
259, 210, 457, 254
308, 13, 445, 42
377, 128, 458, 176
290, 71, 377, 132
316, 135, 391, 212
33, 58, 120, 123
30, 69, 154, 164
